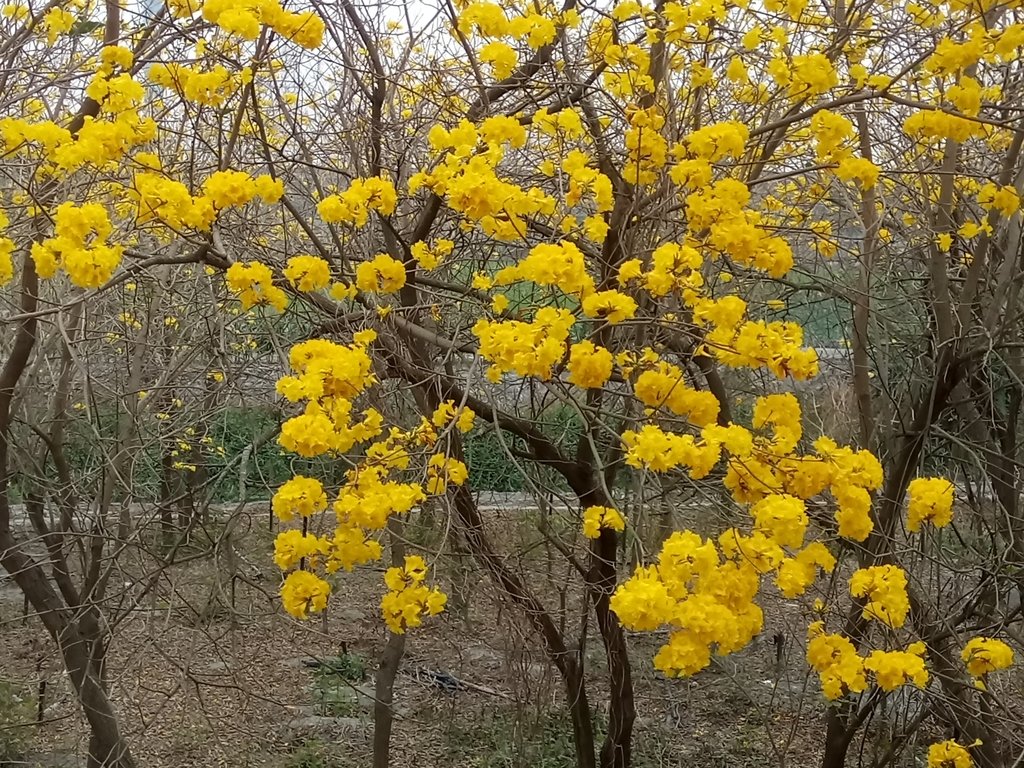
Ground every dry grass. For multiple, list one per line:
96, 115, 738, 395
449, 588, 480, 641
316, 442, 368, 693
1, 498, 998, 768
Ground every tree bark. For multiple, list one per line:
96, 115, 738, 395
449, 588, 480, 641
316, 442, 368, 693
373, 518, 407, 768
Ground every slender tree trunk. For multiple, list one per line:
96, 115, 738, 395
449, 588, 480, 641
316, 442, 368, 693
373, 518, 407, 768
450, 483, 597, 768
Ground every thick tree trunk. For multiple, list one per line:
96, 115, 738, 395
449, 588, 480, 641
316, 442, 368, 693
589, 527, 634, 768
0, 542, 135, 767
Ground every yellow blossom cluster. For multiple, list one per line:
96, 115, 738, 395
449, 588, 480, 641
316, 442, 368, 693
623, 393, 882, 543
204, 169, 283, 209
610, 531, 767, 677
201, 0, 324, 48
771, 52, 838, 99
775, 542, 836, 598
280, 411, 377, 464
272, 476, 328, 521
273, 529, 326, 571
849, 565, 910, 629
807, 622, 929, 699
355, 253, 406, 294
810, 110, 854, 162
907, 477, 955, 532
567, 341, 615, 389
86, 71, 144, 116
559, 147, 614, 213
685, 179, 795, 278
961, 636, 1014, 678
381, 555, 447, 634
582, 506, 626, 539
333, 465, 424, 536
272, 332, 454, 628
494, 241, 594, 297
807, 622, 868, 699
431, 400, 476, 433
277, 334, 377, 402
1, 105, 155, 174
32, 202, 124, 289
684, 121, 749, 163
928, 740, 973, 768
275, 338, 386, 458
479, 41, 517, 79
977, 182, 1020, 217
411, 150, 557, 240
135, 168, 279, 234
622, 424, 722, 477
865, 643, 929, 691
318, 176, 398, 227
284, 255, 331, 292
411, 239, 454, 270
133, 172, 215, 232
225, 261, 288, 312
472, 307, 575, 382
280, 570, 331, 619
581, 289, 637, 324
904, 110, 985, 143
624, 107, 668, 185
456, 2, 558, 48
616, 243, 703, 299
0, 210, 13, 287
149, 63, 242, 107
425, 453, 470, 495
633, 360, 721, 426
609, 285, 819, 384
42, 7, 73, 43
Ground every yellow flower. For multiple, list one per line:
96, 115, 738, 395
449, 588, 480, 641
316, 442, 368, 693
226, 261, 288, 312
473, 307, 574, 381
494, 241, 594, 297
284, 255, 331, 292
318, 176, 397, 226
380, 555, 446, 633
864, 643, 929, 691
581, 290, 638, 324
927, 740, 973, 768
203, 169, 257, 209
479, 41, 517, 79
491, 293, 509, 313
835, 157, 880, 189
254, 174, 285, 203
280, 570, 331, 619
849, 565, 909, 629
977, 182, 1020, 217
610, 565, 676, 631
355, 254, 406, 293
907, 477, 954, 532
273, 530, 327, 571
685, 121, 749, 162
807, 623, 867, 700
272, 476, 328, 521
567, 341, 614, 389
751, 494, 808, 548
330, 282, 358, 301
961, 637, 1014, 677
582, 505, 626, 539
775, 542, 835, 598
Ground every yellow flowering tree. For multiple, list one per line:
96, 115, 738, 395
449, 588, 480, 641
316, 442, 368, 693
3, 0, 1024, 766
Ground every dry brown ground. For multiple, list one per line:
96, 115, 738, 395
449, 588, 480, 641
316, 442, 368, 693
0, 502, 965, 768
